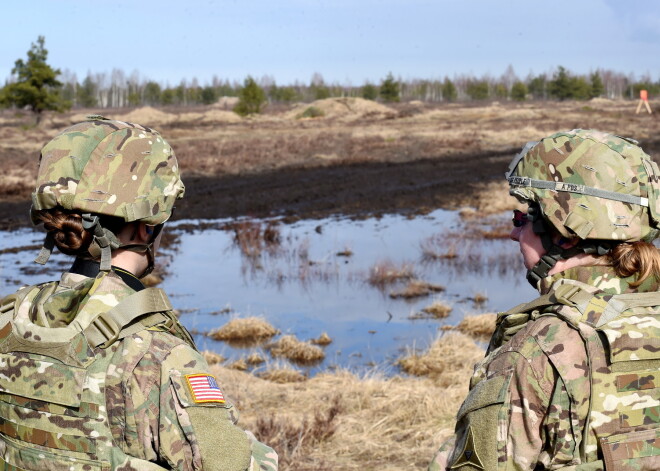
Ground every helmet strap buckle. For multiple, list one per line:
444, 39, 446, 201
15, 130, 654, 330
34, 232, 55, 265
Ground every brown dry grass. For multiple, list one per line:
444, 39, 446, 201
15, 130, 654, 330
258, 367, 307, 383
229, 220, 281, 258
367, 260, 415, 288
228, 358, 249, 371
208, 317, 278, 342
398, 333, 484, 387
420, 300, 453, 318
420, 236, 459, 261
310, 332, 333, 346
246, 352, 266, 366
472, 293, 488, 305
456, 313, 497, 339
4, 101, 659, 226
389, 279, 445, 299
214, 360, 480, 470
268, 335, 326, 365
202, 350, 225, 365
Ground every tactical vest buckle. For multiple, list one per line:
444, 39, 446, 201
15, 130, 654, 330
89, 311, 120, 348
552, 284, 582, 306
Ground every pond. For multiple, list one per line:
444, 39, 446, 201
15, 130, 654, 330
0, 209, 536, 376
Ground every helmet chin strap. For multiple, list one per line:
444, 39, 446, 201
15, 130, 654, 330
115, 223, 163, 278
525, 206, 582, 288
82, 216, 162, 278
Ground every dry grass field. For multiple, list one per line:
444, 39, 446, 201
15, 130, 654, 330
2, 97, 658, 229
1, 98, 659, 469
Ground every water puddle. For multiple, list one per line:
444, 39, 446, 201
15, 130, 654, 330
0, 209, 536, 375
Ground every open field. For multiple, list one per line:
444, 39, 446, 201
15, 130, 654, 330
1, 99, 659, 469
1, 98, 658, 229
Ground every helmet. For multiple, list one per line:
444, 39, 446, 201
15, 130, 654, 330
32, 116, 184, 225
31, 116, 185, 273
506, 129, 660, 284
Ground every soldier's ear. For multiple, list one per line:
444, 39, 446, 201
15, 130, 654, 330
119, 222, 152, 244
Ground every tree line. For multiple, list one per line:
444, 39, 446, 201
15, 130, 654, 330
2, 37, 659, 122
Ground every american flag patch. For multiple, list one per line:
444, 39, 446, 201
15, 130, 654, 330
185, 374, 226, 403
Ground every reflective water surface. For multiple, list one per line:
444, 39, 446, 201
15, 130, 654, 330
0, 209, 536, 375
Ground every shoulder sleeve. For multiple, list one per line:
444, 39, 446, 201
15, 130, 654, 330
128, 334, 277, 470
441, 316, 587, 470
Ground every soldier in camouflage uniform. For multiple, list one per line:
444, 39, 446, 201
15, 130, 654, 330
429, 130, 660, 470
0, 117, 278, 470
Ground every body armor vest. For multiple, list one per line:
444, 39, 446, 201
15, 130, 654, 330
0, 281, 195, 470
492, 283, 660, 470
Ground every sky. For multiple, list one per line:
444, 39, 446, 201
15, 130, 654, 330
1, 0, 659, 87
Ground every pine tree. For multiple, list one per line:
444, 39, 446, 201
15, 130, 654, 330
233, 76, 267, 116
0, 36, 70, 123
511, 81, 528, 101
77, 75, 98, 107
379, 73, 400, 102
590, 72, 605, 98
361, 83, 378, 100
548, 66, 573, 100
442, 78, 457, 102
466, 80, 489, 100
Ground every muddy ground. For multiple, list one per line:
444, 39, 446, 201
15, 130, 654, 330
1, 98, 659, 229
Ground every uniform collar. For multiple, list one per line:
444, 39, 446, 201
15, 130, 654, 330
70, 258, 145, 292
539, 264, 660, 296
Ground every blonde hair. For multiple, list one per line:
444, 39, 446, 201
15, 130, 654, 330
606, 241, 660, 287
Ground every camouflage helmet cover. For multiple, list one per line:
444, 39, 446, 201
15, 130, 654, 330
31, 117, 185, 225
507, 129, 660, 243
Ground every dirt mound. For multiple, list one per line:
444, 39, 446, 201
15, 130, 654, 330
213, 96, 240, 110
201, 109, 242, 124
116, 106, 177, 126
589, 97, 615, 105
286, 97, 394, 120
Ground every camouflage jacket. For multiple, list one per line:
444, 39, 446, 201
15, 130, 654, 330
429, 265, 660, 470
0, 269, 277, 471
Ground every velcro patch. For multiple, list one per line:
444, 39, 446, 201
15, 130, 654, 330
184, 374, 225, 404
451, 427, 485, 470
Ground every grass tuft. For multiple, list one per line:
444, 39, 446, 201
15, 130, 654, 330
202, 350, 225, 365
310, 332, 333, 346
367, 260, 415, 289
246, 352, 266, 365
208, 317, 278, 346
259, 367, 307, 383
398, 333, 484, 387
229, 220, 281, 258
456, 313, 497, 339
415, 300, 453, 319
268, 335, 326, 364
471, 293, 488, 305
389, 280, 445, 299
228, 358, 248, 371
254, 396, 341, 468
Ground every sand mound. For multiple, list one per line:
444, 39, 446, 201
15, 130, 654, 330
213, 96, 240, 109
116, 106, 177, 126
201, 109, 242, 124
589, 97, 614, 105
286, 97, 394, 120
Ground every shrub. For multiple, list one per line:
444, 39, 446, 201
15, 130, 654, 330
234, 76, 267, 116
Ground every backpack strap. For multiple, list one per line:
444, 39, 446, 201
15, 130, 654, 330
0, 283, 56, 328
489, 284, 597, 352
83, 287, 188, 349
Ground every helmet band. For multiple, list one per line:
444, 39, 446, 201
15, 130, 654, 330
509, 176, 649, 207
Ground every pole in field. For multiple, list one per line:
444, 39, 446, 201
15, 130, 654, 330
635, 89, 652, 114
